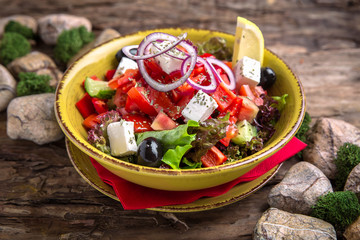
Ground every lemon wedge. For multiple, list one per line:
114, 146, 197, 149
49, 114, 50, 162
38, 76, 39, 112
232, 16, 264, 67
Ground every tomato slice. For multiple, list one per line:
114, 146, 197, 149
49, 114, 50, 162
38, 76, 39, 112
122, 114, 153, 133
237, 96, 259, 123
223, 61, 232, 70
127, 87, 157, 116
108, 69, 140, 89
219, 72, 231, 86
113, 88, 127, 108
147, 86, 181, 119
220, 116, 238, 146
151, 111, 177, 130
239, 84, 266, 106
239, 84, 255, 100
144, 58, 170, 83
191, 65, 205, 77
144, 58, 164, 75
201, 146, 227, 167
200, 53, 216, 59
227, 96, 243, 118
176, 82, 195, 97
124, 96, 140, 113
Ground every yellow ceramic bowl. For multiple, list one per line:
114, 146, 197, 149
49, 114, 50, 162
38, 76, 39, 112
55, 28, 305, 191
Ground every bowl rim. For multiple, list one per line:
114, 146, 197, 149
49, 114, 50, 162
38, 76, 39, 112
55, 27, 306, 176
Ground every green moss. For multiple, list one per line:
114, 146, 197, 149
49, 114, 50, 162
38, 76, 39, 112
16, 72, 55, 96
54, 26, 94, 64
295, 112, 311, 142
311, 191, 360, 232
4, 20, 34, 39
335, 143, 360, 190
0, 32, 31, 65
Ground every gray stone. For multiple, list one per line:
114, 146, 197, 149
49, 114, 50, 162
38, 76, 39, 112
38, 14, 92, 45
0, 15, 37, 38
253, 208, 337, 240
94, 28, 121, 46
0, 65, 16, 112
344, 216, 360, 240
268, 161, 333, 215
344, 163, 360, 200
7, 51, 63, 88
303, 118, 360, 179
7, 93, 64, 145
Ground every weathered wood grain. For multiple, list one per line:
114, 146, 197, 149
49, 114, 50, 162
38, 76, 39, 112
0, 0, 359, 239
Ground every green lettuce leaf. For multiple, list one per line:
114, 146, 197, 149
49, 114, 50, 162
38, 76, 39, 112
272, 94, 288, 112
182, 157, 202, 169
136, 120, 200, 169
136, 120, 199, 148
162, 145, 193, 169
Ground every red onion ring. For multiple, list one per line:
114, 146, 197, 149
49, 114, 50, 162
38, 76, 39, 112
122, 45, 138, 56
181, 57, 217, 94
136, 33, 197, 92
206, 58, 236, 91
122, 32, 187, 60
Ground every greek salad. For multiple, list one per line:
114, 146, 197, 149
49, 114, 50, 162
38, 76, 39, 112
75, 32, 287, 169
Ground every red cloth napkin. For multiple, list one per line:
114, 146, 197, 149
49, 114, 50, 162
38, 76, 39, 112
90, 137, 306, 210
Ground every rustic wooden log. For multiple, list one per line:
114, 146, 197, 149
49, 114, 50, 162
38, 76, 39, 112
0, 0, 359, 239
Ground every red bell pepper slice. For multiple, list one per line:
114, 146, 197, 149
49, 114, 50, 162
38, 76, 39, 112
76, 93, 96, 118
92, 98, 108, 114
211, 82, 237, 112
201, 146, 228, 167
105, 69, 116, 81
82, 113, 100, 129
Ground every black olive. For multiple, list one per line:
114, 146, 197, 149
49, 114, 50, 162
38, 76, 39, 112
259, 67, 277, 90
137, 137, 163, 167
115, 48, 138, 62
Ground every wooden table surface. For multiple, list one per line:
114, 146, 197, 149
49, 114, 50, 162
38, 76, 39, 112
1, 0, 359, 239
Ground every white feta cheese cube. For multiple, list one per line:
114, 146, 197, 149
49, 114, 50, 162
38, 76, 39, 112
149, 41, 184, 74
107, 120, 137, 157
113, 57, 138, 79
234, 56, 261, 87
181, 90, 218, 122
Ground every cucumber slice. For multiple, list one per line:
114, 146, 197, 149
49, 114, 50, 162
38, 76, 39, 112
84, 77, 115, 99
231, 120, 257, 145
